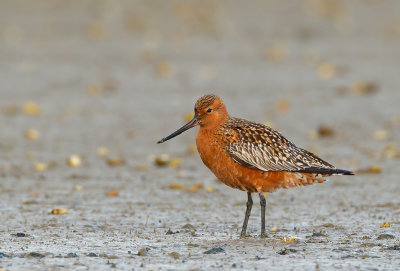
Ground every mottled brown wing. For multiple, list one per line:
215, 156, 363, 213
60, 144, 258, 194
224, 118, 335, 173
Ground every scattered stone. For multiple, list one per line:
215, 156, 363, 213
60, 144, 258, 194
44, 252, 55, 258
312, 232, 326, 237
169, 158, 181, 168
107, 261, 117, 268
182, 224, 196, 230
169, 184, 185, 190
166, 229, 179, 235
188, 183, 203, 192
87, 253, 98, 257
96, 147, 108, 157
33, 163, 48, 172
184, 111, 195, 122
373, 129, 390, 141
107, 190, 119, 197
380, 222, 391, 228
11, 232, 27, 237
377, 234, 395, 240
361, 243, 377, 248
187, 144, 197, 154
106, 255, 119, 259
203, 247, 225, 254
22, 200, 39, 205
26, 252, 46, 258
107, 158, 125, 166
0, 252, 9, 258
86, 21, 107, 41
65, 253, 78, 258
382, 141, 399, 159
387, 245, 400, 251
136, 165, 147, 171
316, 62, 337, 80
317, 125, 334, 138
319, 223, 335, 228
350, 81, 378, 95
265, 43, 286, 62
187, 243, 199, 247
168, 251, 180, 259
67, 155, 82, 167
24, 129, 40, 140
205, 186, 215, 192
356, 165, 382, 174
2, 104, 19, 115
277, 248, 297, 255
137, 248, 150, 256
276, 99, 290, 114
154, 154, 171, 166
50, 208, 69, 215
154, 61, 173, 78
23, 102, 41, 115
341, 255, 355, 259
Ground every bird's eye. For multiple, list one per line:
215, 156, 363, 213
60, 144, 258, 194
206, 108, 212, 113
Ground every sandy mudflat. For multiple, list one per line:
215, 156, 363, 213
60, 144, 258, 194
1, 1, 400, 270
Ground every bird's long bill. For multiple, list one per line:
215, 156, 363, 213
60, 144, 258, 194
157, 114, 199, 144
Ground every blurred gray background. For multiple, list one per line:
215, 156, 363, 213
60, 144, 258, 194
1, 1, 399, 270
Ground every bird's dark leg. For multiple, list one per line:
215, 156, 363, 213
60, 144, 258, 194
240, 192, 253, 237
259, 192, 267, 238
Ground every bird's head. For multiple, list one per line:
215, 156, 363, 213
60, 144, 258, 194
157, 94, 228, 144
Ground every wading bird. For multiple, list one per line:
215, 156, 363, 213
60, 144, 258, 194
158, 94, 353, 238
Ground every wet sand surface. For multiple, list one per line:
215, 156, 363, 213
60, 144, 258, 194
1, 1, 400, 270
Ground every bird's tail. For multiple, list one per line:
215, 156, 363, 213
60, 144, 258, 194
331, 168, 354, 175
298, 167, 354, 175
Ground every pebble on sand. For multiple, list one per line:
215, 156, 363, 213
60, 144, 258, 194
168, 251, 180, 259
137, 248, 150, 256
379, 222, 391, 228
50, 208, 69, 215
24, 129, 40, 140
203, 247, 225, 254
68, 155, 82, 167
23, 102, 42, 115
33, 163, 48, 172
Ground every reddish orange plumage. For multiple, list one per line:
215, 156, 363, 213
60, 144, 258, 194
196, 126, 326, 193
158, 94, 353, 237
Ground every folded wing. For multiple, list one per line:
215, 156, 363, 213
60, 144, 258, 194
224, 118, 351, 174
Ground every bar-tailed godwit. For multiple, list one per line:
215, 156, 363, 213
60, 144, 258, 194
158, 94, 353, 238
